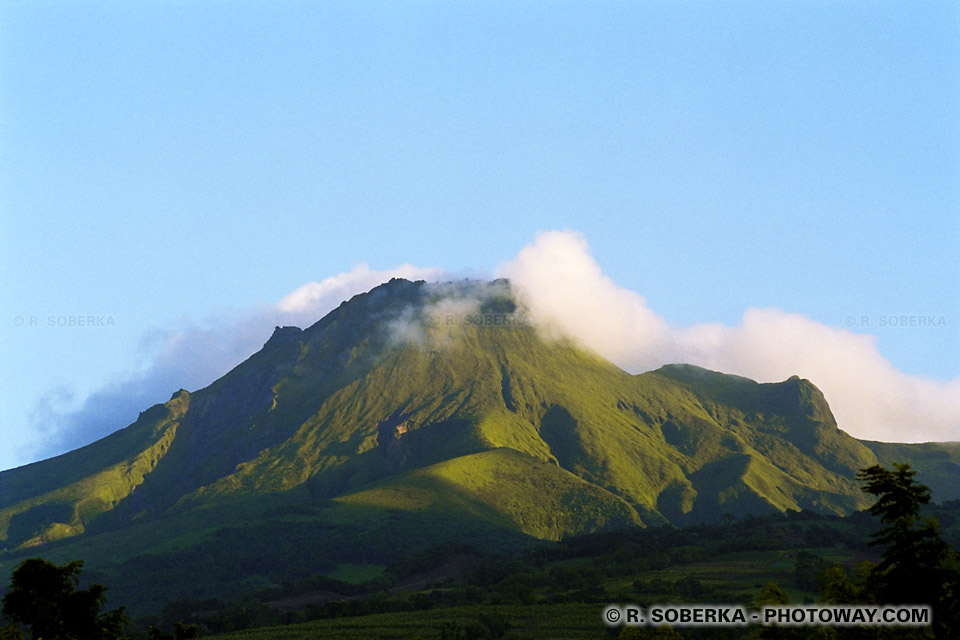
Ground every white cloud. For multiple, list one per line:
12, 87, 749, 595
277, 262, 445, 322
672, 308, 960, 442
498, 230, 960, 443
498, 230, 674, 366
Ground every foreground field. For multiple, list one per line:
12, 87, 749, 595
212, 603, 609, 640
206, 539, 851, 640
147, 511, 890, 638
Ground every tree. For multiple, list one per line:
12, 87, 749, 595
818, 565, 864, 605
793, 551, 830, 591
752, 582, 810, 640
0, 625, 25, 640
857, 465, 953, 601
2, 558, 127, 640
857, 463, 959, 639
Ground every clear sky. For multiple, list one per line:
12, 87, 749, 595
1, 1, 958, 471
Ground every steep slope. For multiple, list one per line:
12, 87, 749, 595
648, 364, 880, 522
862, 440, 960, 501
0, 391, 187, 547
336, 448, 643, 540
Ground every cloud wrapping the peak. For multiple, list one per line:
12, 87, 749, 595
385, 279, 518, 349
499, 230, 960, 443
498, 230, 674, 367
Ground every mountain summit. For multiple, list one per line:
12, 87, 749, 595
2, 278, 958, 611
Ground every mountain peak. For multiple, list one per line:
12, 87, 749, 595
769, 375, 835, 423
270, 325, 302, 338
655, 363, 757, 386
1, 277, 932, 570
655, 364, 835, 424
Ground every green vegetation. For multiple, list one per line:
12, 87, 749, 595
862, 441, 960, 503
745, 463, 959, 640
120, 509, 880, 636
337, 448, 642, 539
0, 393, 186, 548
3, 464, 957, 639
857, 464, 958, 637
1, 279, 959, 622
142, 465, 956, 639
1, 558, 126, 640
209, 604, 599, 640
148, 622, 198, 640
327, 564, 384, 585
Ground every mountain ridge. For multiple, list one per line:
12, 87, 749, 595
2, 277, 958, 612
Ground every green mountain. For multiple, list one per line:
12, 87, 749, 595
861, 439, 960, 501
1, 278, 956, 612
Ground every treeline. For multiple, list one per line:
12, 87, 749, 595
78, 504, 530, 616
132, 509, 881, 635
749, 464, 960, 640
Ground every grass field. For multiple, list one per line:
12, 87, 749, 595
204, 539, 857, 640
328, 563, 385, 584
212, 604, 608, 640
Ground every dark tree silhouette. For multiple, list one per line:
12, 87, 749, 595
2, 558, 126, 640
857, 465, 950, 601
148, 621, 199, 640
857, 463, 959, 639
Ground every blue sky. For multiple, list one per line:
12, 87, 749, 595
1, 1, 958, 471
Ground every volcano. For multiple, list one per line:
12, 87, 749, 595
2, 278, 958, 613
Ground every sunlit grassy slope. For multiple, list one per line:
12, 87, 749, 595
0, 391, 187, 546
336, 448, 642, 540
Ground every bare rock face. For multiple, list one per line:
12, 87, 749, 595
376, 411, 416, 473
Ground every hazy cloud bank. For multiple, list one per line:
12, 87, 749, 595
498, 230, 960, 444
